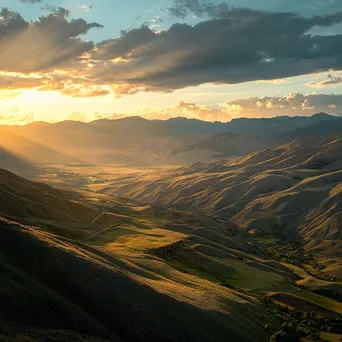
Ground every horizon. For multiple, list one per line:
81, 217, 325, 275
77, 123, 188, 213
0, 0, 342, 125
0, 111, 339, 126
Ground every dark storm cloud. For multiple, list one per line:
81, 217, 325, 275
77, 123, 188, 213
87, 8, 342, 93
2, 5, 342, 97
168, 0, 342, 18
0, 7, 103, 73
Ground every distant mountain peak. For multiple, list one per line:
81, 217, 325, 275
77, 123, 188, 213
312, 112, 335, 118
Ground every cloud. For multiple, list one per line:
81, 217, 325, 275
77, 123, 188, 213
60, 85, 110, 98
307, 73, 342, 88
98, 101, 232, 122
139, 101, 233, 121
19, 0, 43, 3
67, 112, 87, 122
77, 5, 94, 12
0, 112, 35, 125
86, 8, 342, 95
92, 93, 342, 123
167, 0, 230, 18
0, 90, 22, 101
0, 7, 103, 73
18, 113, 35, 124
40, 5, 70, 17
222, 93, 342, 118
0, 72, 45, 90
2, 6, 342, 98
168, 0, 342, 19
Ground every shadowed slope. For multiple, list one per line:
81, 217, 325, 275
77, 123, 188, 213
0, 147, 38, 178
276, 118, 342, 144
0, 217, 267, 342
0, 168, 101, 238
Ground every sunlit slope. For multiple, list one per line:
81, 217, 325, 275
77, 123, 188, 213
105, 133, 342, 254
81, 201, 342, 317
0, 217, 268, 342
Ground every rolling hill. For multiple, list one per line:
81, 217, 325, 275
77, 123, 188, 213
0, 147, 38, 177
1, 168, 341, 341
224, 113, 340, 138
0, 168, 102, 239
101, 133, 342, 256
276, 118, 342, 144
0, 170, 271, 341
0, 217, 268, 342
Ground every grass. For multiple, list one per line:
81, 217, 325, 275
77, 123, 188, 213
86, 209, 187, 251
320, 332, 342, 342
291, 288, 342, 314
105, 229, 186, 251
0, 218, 269, 342
169, 260, 219, 283
219, 259, 284, 291
87, 228, 137, 245
252, 237, 280, 245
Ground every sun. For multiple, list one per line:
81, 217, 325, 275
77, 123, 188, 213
15, 89, 55, 103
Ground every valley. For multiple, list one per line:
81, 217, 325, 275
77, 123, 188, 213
2, 1, 342, 340
1, 115, 341, 341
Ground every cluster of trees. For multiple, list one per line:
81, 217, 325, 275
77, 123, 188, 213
263, 242, 305, 266
262, 298, 342, 342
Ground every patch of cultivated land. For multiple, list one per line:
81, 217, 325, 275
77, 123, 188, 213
267, 292, 341, 316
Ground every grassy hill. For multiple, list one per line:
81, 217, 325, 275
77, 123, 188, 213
0, 216, 269, 342
0, 168, 103, 239
101, 133, 342, 256
1, 168, 341, 341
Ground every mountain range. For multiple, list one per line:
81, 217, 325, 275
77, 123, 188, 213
1, 113, 341, 172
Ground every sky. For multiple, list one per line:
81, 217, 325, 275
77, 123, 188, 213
0, 0, 342, 124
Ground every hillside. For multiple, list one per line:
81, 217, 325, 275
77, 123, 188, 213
0, 147, 38, 177
1, 169, 341, 341
225, 113, 340, 138
0, 168, 102, 239
276, 119, 342, 144
101, 133, 342, 256
0, 217, 268, 342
